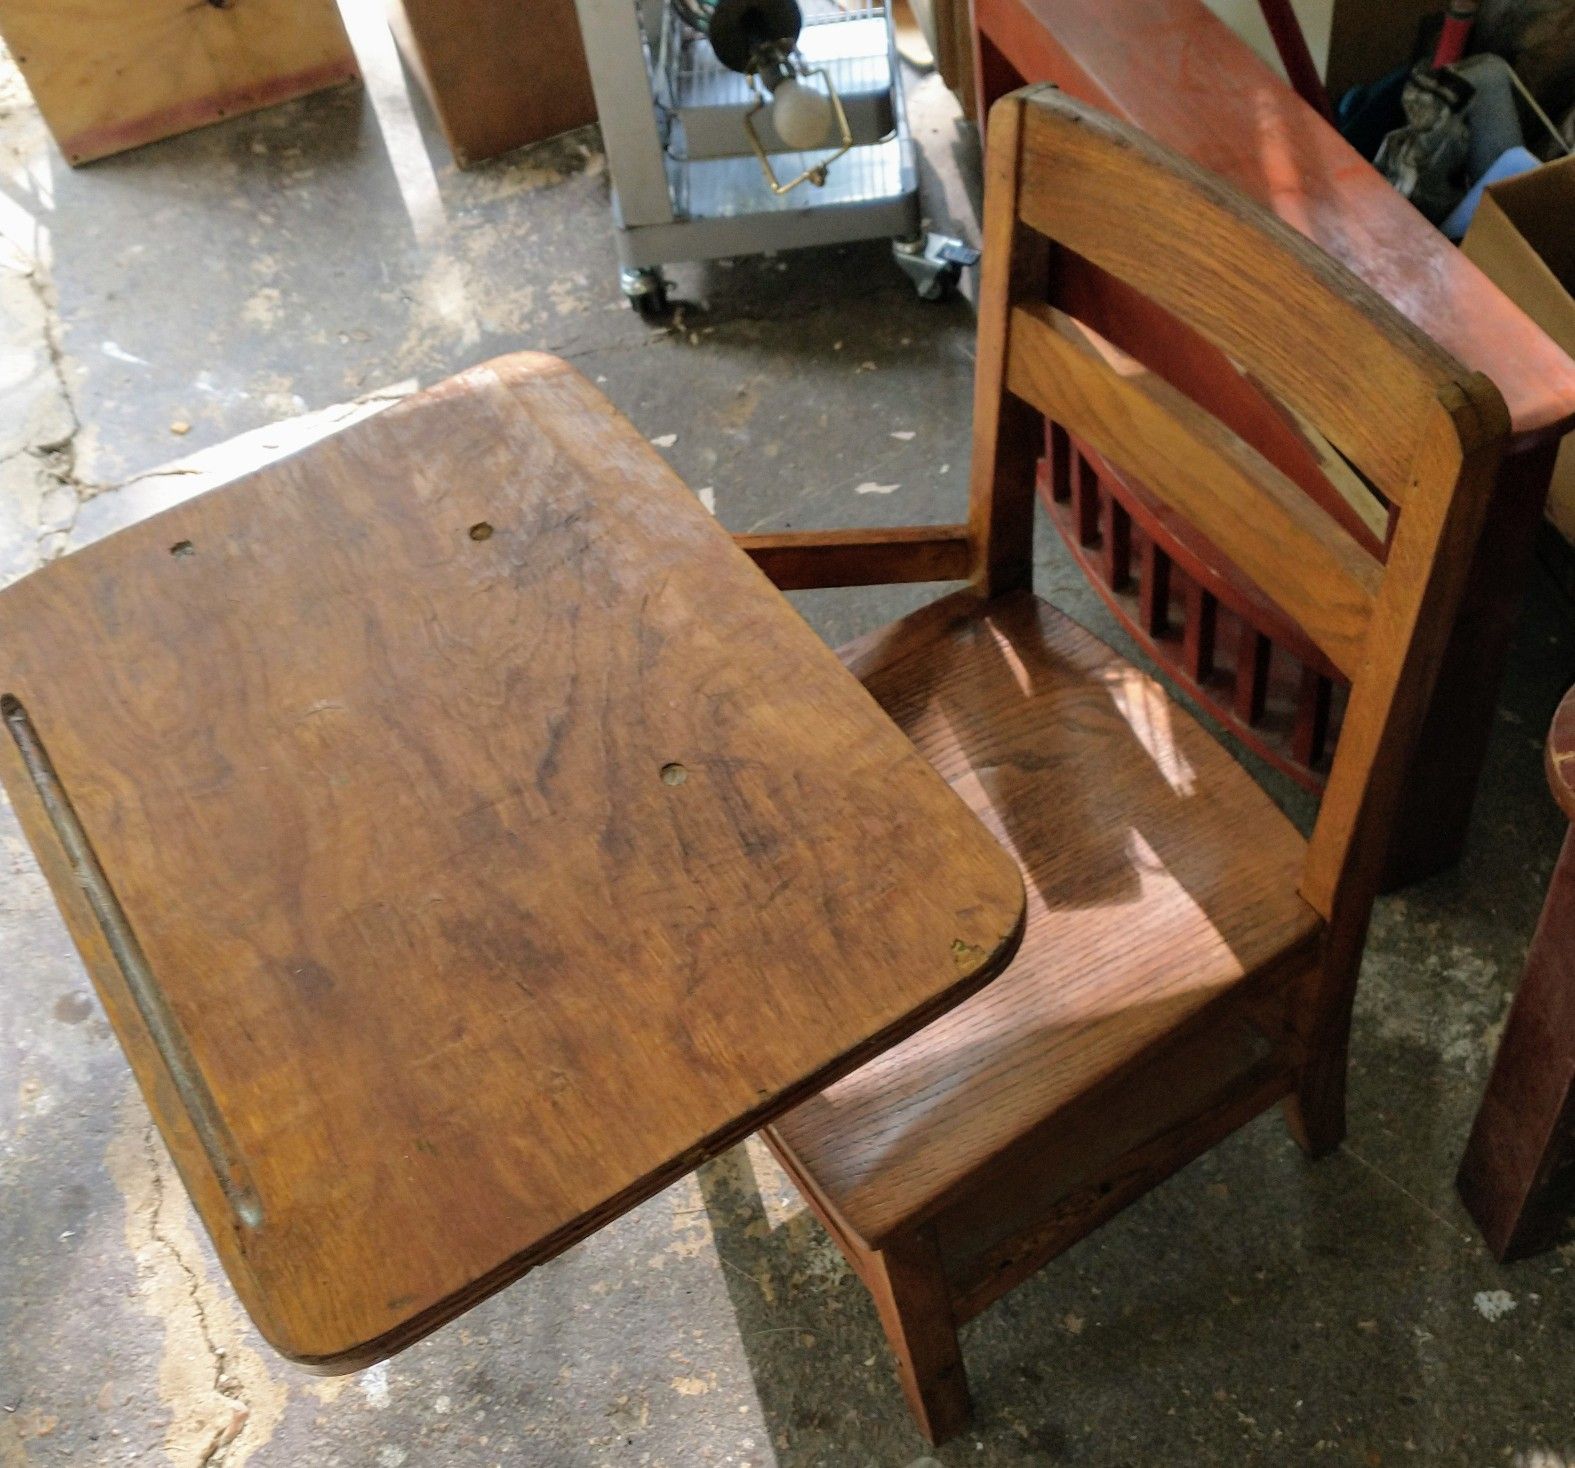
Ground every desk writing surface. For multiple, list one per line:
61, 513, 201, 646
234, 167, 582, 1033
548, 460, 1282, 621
0, 354, 1024, 1368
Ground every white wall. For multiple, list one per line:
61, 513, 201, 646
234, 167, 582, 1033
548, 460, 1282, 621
1201, 0, 1335, 79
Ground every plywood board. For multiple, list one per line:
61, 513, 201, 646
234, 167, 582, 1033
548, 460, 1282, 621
0, 0, 360, 165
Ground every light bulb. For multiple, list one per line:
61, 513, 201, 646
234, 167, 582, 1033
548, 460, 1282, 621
770, 76, 834, 151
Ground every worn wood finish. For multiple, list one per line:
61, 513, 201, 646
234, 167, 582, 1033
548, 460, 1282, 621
769, 589, 1323, 1244
736, 526, 970, 590
966, 86, 1052, 597
1006, 302, 1381, 676
0, 0, 359, 164
387, 0, 596, 167
0, 353, 1026, 1370
764, 87, 1510, 1445
1012, 100, 1459, 504
1458, 686, 1575, 1260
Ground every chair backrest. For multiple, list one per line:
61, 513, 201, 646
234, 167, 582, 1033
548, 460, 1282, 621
967, 87, 1509, 950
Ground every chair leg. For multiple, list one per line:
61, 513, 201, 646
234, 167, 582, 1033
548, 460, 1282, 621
863, 1229, 972, 1445
1283, 1027, 1349, 1159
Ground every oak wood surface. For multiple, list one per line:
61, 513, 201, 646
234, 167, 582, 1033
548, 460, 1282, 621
0, 352, 1025, 1370
1012, 98, 1461, 502
1006, 302, 1381, 676
0, 0, 359, 164
766, 589, 1322, 1244
968, 0, 1575, 884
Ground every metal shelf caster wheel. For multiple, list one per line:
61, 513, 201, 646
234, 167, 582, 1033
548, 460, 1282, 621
892, 232, 981, 301
622, 267, 671, 322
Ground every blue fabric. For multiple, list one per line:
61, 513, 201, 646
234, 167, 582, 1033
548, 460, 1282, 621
1442, 146, 1542, 240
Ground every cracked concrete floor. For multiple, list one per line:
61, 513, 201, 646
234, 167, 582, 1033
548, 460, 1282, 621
2, 21, 1575, 1468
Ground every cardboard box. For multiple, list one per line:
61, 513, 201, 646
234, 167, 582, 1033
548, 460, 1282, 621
1463, 154, 1575, 545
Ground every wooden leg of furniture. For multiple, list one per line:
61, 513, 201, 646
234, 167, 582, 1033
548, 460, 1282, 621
1283, 1028, 1350, 1159
1459, 824, 1575, 1261
1381, 438, 1559, 890
972, 22, 1027, 133
864, 1230, 972, 1447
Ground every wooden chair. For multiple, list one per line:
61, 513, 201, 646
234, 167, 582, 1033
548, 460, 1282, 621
964, 0, 1575, 882
754, 87, 1511, 1444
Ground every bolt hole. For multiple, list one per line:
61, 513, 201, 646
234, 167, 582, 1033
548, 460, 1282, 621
170, 540, 195, 558
468, 522, 493, 542
660, 762, 688, 787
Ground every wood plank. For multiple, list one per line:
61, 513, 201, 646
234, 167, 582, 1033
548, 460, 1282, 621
767, 590, 1322, 1246
736, 526, 971, 590
0, 0, 359, 164
388, 0, 596, 167
1006, 301, 1381, 677
1303, 385, 1507, 919
966, 83, 1051, 596
0, 352, 1025, 1371
1013, 94, 1463, 501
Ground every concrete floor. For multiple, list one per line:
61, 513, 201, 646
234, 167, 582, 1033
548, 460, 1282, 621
1, 19, 1573, 1468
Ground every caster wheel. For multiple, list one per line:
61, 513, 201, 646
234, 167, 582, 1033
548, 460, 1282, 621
621, 267, 670, 322
892, 233, 981, 302
635, 286, 670, 322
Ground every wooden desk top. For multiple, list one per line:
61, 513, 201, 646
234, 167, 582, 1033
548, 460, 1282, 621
978, 0, 1575, 446
0, 354, 1024, 1370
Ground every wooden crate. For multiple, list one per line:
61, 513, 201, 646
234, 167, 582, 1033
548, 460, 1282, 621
388, 0, 597, 167
0, 0, 360, 165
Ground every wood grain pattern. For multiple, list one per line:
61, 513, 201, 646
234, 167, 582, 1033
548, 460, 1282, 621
1012, 97, 1462, 502
763, 87, 1511, 1445
0, 352, 1025, 1370
1006, 302, 1381, 677
767, 590, 1321, 1243
966, 85, 1052, 596
0, 0, 359, 164
387, 0, 596, 166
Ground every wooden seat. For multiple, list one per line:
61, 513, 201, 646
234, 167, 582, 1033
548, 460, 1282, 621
749, 88, 1512, 1445
768, 588, 1320, 1249
0, 352, 1026, 1370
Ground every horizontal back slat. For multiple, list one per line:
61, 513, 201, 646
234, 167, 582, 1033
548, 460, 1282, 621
1006, 302, 1381, 677
1015, 99, 1466, 503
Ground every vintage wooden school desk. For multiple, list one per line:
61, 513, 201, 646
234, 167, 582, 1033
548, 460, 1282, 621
0, 356, 1024, 1368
